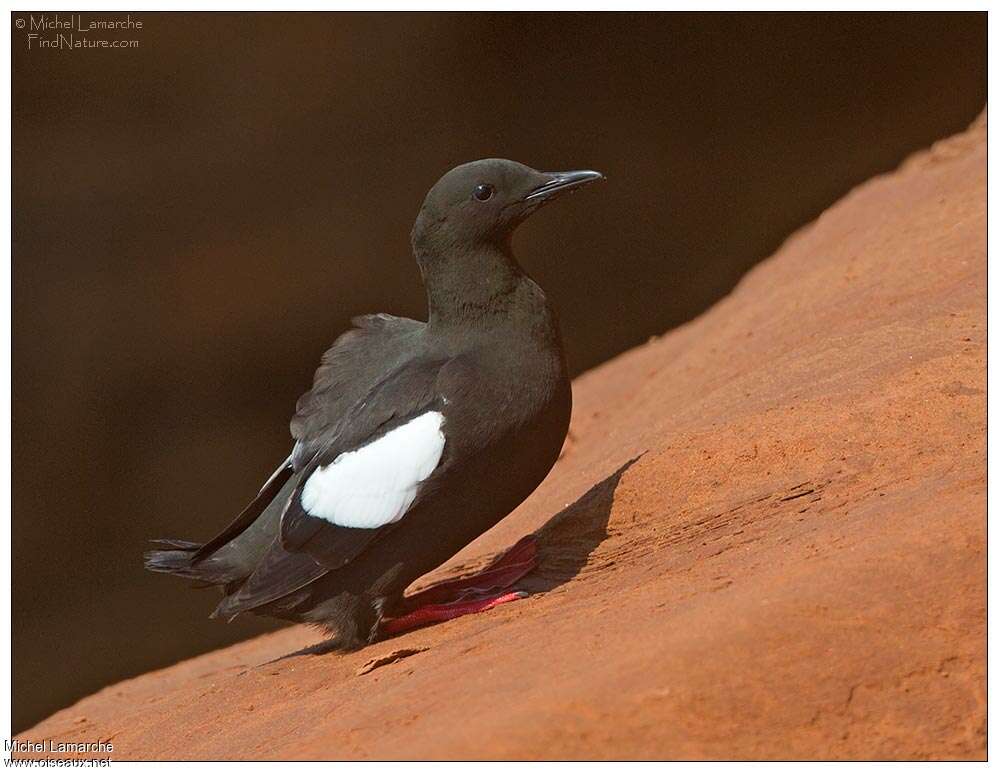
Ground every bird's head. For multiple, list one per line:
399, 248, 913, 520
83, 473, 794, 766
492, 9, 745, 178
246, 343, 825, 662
411, 158, 603, 254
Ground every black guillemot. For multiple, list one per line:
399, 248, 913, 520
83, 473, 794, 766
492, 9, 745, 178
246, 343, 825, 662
145, 158, 603, 649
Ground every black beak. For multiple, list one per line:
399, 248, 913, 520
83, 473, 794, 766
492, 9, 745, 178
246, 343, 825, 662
525, 169, 604, 201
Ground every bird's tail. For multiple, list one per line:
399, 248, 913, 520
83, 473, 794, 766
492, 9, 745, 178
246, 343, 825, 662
143, 538, 244, 587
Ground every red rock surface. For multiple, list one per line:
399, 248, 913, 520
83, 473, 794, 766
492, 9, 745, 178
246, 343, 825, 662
20, 115, 985, 760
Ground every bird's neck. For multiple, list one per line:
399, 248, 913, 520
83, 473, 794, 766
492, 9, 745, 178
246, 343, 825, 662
416, 240, 527, 329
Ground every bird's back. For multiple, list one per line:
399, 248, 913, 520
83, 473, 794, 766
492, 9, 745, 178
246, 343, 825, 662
290, 313, 427, 469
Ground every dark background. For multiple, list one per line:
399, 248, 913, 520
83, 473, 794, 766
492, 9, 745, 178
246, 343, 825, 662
12, 12, 986, 732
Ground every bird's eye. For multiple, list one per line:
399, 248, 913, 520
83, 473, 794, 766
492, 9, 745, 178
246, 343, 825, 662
473, 183, 494, 202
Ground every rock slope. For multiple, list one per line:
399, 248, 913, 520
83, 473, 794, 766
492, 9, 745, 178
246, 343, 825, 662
21, 115, 986, 760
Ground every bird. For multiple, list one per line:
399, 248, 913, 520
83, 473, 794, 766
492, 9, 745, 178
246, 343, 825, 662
145, 158, 603, 650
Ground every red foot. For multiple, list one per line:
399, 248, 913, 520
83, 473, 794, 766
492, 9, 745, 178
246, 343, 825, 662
382, 590, 528, 636
381, 535, 538, 636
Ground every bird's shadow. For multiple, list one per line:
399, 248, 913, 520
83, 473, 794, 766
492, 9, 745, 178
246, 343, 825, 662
268, 455, 641, 663
519, 455, 640, 594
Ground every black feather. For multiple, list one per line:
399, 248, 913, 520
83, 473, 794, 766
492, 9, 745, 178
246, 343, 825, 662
210, 540, 327, 620
144, 540, 247, 587
190, 460, 293, 563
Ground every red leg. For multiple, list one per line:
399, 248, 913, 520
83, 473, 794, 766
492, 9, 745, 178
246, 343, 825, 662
381, 535, 538, 636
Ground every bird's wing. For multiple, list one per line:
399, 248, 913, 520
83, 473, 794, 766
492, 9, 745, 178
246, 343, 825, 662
281, 353, 453, 567
185, 314, 420, 568
216, 351, 471, 618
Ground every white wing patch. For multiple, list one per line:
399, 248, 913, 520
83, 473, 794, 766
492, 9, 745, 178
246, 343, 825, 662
300, 411, 445, 529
